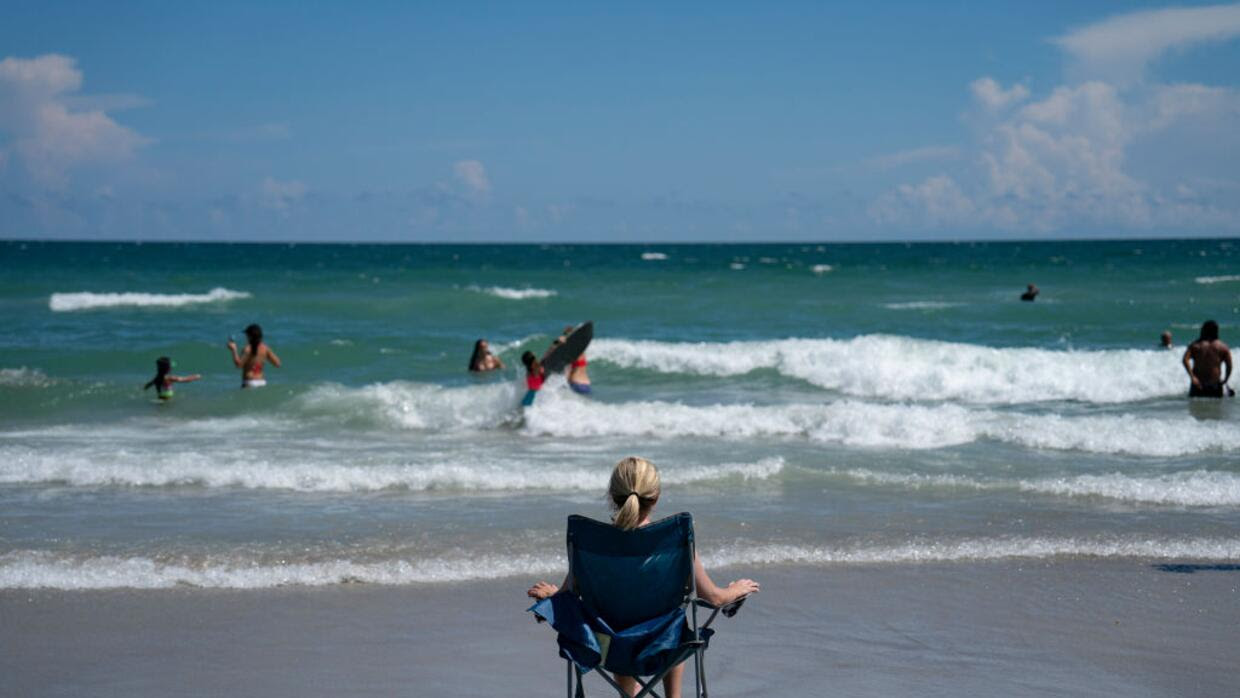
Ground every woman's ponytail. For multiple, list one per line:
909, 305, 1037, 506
608, 457, 661, 530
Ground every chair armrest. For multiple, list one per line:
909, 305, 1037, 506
693, 593, 751, 630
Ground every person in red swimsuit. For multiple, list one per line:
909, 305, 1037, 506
520, 351, 545, 406
226, 324, 282, 388
548, 324, 592, 395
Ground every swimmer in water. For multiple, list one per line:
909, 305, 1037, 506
521, 350, 545, 406
1182, 320, 1233, 398
226, 324, 281, 388
468, 339, 504, 373
1020, 283, 1039, 302
143, 356, 201, 401
1160, 331, 1173, 349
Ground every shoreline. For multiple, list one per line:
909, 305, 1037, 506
4, 559, 1237, 697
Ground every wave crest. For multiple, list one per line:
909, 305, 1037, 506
49, 287, 250, 311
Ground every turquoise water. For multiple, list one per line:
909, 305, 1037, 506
2, 239, 1239, 588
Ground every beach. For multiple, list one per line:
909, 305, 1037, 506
3, 240, 1239, 695
5, 561, 1237, 697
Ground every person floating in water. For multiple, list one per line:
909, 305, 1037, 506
467, 339, 504, 373
1160, 331, 1173, 349
1182, 320, 1233, 398
143, 356, 200, 401
226, 323, 281, 388
1020, 283, 1039, 301
521, 350, 545, 406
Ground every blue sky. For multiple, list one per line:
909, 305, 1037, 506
1, 1, 1239, 241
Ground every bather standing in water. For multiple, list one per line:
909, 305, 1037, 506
226, 324, 281, 388
553, 325, 591, 395
1182, 320, 1233, 398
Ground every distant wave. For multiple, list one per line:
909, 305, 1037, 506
49, 287, 250, 311
467, 285, 556, 300
641, 252, 668, 260
0, 367, 51, 387
884, 301, 963, 310
6, 534, 1237, 589
810, 264, 833, 274
837, 468, 1240, 507
1195, 275, 1240, 285
589, 335, 1184, 404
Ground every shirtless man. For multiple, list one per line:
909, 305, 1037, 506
1182, 320, 1233, 398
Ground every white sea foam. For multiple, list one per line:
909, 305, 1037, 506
705, 536, 1240, 567
0, 367, 51, 387
467, 285, 557, 300
641, 252, 669, 261
525, 395, 1240, 456
589, 335, 1185, 404
0, 447, 783, 493
49, 287, 250, 311
1194, 275, 1240, 284
6, 534, 1237, 589
810, 264, 833, 274
884, 301, 964, 310
838, 468, 1240, 506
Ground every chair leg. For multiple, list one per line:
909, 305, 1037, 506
567, 660, 573, 698
697, 648, 709, 698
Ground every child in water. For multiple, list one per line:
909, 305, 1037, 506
521, 351, 545, 406
143, 356, 201, 401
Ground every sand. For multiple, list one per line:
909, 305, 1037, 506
3, 560, 1237, 697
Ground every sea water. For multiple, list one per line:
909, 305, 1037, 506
1, 239, 1238, 589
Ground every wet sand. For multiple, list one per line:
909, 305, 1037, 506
3, 560, 1237, 697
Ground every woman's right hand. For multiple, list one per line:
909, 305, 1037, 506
226, 339, 236, 350
725, 578, 760, 603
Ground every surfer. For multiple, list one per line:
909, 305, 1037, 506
226, 324, 281, 388
468, 339, 504, 373
1182, 320, 1233, 398
143, 356, 201, 401
1160, 331, 1173, 349
1020, 283, 1039, 301
521, 351, 545, 406
527, 456, 760, 698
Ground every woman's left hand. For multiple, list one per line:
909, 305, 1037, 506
527, 581, 559, 599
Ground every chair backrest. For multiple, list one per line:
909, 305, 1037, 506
566, 513, 695, 630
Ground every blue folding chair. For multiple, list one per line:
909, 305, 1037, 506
529, 513, 749, 698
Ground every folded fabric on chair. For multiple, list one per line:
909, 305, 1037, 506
529, 592, 712, 676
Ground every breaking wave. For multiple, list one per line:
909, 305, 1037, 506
1195, 275, 1240, 284
467, 285, 557, 300
0, 367, 52, 387
589, 335, 1184, 404
0, 446, 783, 493
49, 287, 250, 311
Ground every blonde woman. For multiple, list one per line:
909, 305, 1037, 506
527, 457, 759, 698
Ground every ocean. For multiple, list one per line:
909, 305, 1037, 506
2, 239, 1239, 590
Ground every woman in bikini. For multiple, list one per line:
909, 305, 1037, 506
226, 324, 281, 388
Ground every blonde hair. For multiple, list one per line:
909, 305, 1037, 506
609, 456, 661, 530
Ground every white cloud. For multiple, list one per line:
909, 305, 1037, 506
970, 77, 1030, 110
0, 54, 149, 187
872, 5, 1240, 234
259, 177, 307, 212
1054, 3, 1240, 82
452, 159, 490, 196
865, 145, 960, 170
